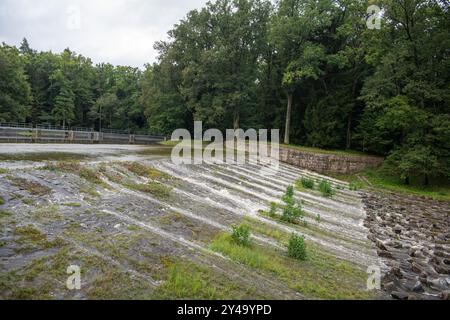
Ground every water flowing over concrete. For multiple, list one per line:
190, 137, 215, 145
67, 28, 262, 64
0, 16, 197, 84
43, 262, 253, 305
0, 144, 390, 299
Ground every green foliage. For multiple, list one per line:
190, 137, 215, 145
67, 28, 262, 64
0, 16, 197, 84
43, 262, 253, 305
125, 181, 172, 199
349, 181, 363, 191
79, 168, 104, 186
152, 261, 248, 300
1, 40, 147, 131
0, 0, 448, 188
287, 234, 307, 261
231, 224, 251, 247
299, 177, 315, 189
319, 180, 334, 198
210, 229, 371, 299
281, 186, 303, 223
52, 77, 75, 128
268, 202, 278, 218
0, 44, 32, 122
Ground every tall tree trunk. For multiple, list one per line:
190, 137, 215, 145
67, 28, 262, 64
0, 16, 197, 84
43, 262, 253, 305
347, 77, 359, 150
424, 174, 429, 186
284, 92, 293, 145
404, 176, 410, 185
233, 111, 240, 130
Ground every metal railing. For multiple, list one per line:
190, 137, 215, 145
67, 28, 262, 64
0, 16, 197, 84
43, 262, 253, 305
0, 122, 165, 144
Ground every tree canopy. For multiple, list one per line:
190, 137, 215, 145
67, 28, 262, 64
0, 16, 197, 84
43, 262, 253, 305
0, 0, 449, 185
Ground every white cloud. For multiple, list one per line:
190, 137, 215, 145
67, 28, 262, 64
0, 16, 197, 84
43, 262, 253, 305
0, 0, 207, 67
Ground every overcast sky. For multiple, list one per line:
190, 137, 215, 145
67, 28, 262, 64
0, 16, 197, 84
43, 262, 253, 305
0, 0, 208, 68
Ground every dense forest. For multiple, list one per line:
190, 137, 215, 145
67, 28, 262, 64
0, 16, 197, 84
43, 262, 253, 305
0, 0, 449, 184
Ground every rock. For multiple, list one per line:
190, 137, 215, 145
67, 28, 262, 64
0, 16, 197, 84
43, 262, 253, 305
409, 247, 418, 257
412, 281, 424, 293
383, 281, 394, 291
435, 265, 450, 274
391, 266, 403, 278
391, 291, 409, 300
427, 278, 448, 290
378, 249, 393, 259
419, 271, 428, 282
114, 224, 121, 229
376, 240, 388, 251
411, 262, 423, 273
435, 250, 445, 258
441, 291, 450, 300
392, 241, 403, 249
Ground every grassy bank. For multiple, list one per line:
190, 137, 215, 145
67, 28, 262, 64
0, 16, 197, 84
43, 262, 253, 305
282, 143, 449, 201
331, 168, 450, 201
281, 144, 370, 157
210, 232, 371, 300
0, 152, 90, 162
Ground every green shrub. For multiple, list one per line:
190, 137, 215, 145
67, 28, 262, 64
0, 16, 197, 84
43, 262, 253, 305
288, 233, 307, 261
300, 177, 315, 189
319, 180, 334, 197
268, 202, 278, 217
349, 181, 363, 191
288, 234, 307, 261
0, 196, 4, 206
231, 224, 251, 247
281, 186, 303, 223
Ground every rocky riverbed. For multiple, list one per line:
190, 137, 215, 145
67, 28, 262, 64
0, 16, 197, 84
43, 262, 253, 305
362, 191, 450, 300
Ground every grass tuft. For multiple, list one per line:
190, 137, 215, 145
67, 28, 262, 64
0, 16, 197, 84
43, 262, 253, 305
125, 181, 171, 199
231, 224, 251, 247
319, 180, 334, 198
7, 176, 52, 196
122, 162, 172, 180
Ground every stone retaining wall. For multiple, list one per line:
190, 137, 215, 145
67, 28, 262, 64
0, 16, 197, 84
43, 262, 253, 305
279, 146, 383, 174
